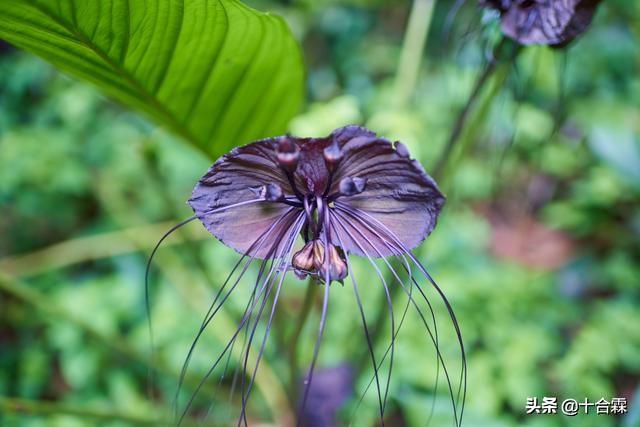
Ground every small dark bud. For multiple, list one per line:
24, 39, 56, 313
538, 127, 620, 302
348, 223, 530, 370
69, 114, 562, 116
323, 138, 343, 173
394, 141, 410, 158
339, 177, 367, 197
261, 183, 284, 202
292, 240, 348, 283
292, 241, 316, 272
312, 240, 325, 267
319, 244, 348, 283
276, 139, 300, 172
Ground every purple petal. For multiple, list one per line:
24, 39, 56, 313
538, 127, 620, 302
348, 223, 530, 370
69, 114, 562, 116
188, 138, 299, 258
189, 126, 444, 259
328, 127, 445, 257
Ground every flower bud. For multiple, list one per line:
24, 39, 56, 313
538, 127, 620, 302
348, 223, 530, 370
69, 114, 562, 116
319, 244, 348, 283
323, 138, 343, 173
394, 141, 410, 158
292, 241, 316, 272
261, 183, 284, 202
276, 139, 300, 173
339, 176, 367, 197
293, 240, 348, 283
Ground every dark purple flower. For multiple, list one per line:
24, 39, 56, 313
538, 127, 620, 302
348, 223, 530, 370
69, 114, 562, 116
188, 125, 445, 282
480, 0, 602, 47
150, 126, 465, 426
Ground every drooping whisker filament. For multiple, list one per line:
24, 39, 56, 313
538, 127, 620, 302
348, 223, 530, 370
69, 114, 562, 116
333, 202, 467, 422
237, 217, 306, 426
177, 212, 305, 426
329, 217, 391, 422
173, 208, 300, 419
142, 125, 462, 425
331, 203, 441, 353
346, 252, 445, 427
330, 209, 464, 426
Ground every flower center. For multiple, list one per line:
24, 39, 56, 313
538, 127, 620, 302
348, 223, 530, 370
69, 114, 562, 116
268, 138, 365, 283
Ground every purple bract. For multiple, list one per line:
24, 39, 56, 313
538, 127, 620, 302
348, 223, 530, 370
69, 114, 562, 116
188, 125, 445, 283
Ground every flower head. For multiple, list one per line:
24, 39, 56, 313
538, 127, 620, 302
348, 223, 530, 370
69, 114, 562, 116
480, 0, 602, 47
189, 125, 445, 284
162, 126, 464, 426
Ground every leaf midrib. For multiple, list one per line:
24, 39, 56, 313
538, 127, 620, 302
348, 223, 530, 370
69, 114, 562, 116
24, 0, 200, 147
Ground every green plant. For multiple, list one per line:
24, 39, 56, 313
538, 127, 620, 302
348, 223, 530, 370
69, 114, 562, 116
0, 0, 304, 157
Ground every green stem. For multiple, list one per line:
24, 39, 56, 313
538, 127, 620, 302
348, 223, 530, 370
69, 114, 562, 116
288, 279, 319, 403
433, 38, 521, 181
0, 221, 207, 278
394, 0, 436, 106
0, 396, 205, 427
433, 59, 498, 179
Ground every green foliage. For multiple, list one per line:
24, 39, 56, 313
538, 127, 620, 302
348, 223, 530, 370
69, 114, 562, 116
0, 0, 304, 158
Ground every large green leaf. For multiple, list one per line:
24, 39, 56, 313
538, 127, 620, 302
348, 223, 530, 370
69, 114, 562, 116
0, 0, 304, 157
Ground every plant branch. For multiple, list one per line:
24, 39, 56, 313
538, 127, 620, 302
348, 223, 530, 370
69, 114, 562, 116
433, 38, 520, 180
288, 279, 319, 403
394, 0, 436, 106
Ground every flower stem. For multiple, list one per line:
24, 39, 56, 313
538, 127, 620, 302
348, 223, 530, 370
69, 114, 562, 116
433, 38, 521, 180
394, 0, 436, 106
288, 278, 319, 403
433, 62, 498, 178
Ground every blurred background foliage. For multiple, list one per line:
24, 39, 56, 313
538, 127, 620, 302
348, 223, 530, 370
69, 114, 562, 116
0, 0, 639, 426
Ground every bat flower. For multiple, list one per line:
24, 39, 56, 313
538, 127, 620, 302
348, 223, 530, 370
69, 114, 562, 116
480, 0, 602, 47
149, 126, 466, 426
